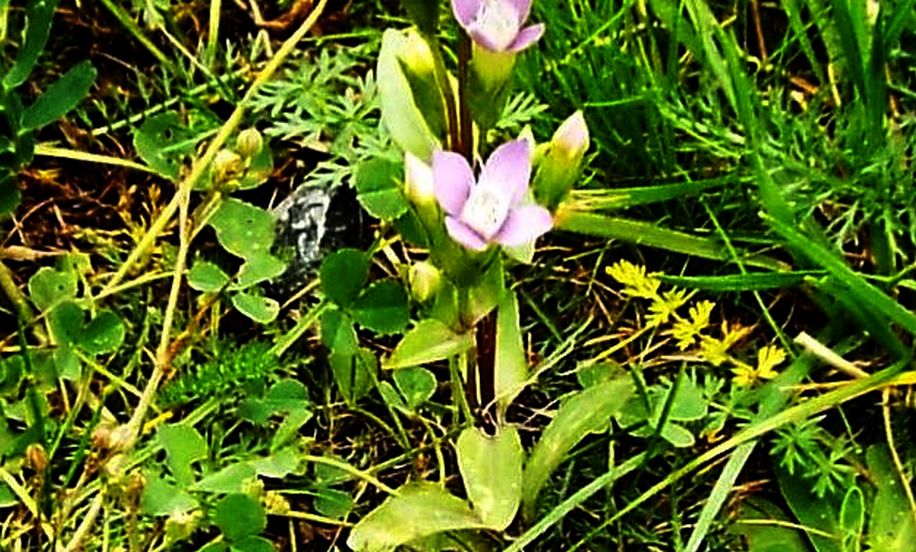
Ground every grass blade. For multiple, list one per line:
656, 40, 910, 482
555, 209, 784, 270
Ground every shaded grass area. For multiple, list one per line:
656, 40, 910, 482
0, 0, 915, 550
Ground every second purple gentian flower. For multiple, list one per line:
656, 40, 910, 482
451, 0, 545, 53
433, 140, 553, 252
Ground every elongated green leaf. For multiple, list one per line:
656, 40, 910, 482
377, 29, 440, 161
866, 445, 916, 550
3, 0, 57, 89
494, 291, 526, 413
777, 468, 842, 552
383, 320, 474, 370
659, 271, 823, 291
20, 61, 96, 129
347, 483, 486, 552
556, 210, 783, 270
731, 497, 810, 552
456, 426, 523, 530
767, 215, 916, 337
521, 377, 634, 520
568, 175, 738, 211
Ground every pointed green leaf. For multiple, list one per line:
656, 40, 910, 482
320, 308, 358, 355
866, 445, 916, 550
383, 320, 474, 370
495, 291, 527, 413
347, 483, 485, 552
377, 29, 440, 160
3, 0, 57, 89
330, 348, 377, 405
522, 377, 634, 520
20, 61, 96, 130
456, 426, 523, 530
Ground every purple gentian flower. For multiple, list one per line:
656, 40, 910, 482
433, 140, 552, 251
452, 0, 545, 53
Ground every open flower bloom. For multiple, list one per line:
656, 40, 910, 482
433, 140, 553, 251
451, 0, 545, 53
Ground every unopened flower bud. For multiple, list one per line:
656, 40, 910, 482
553, 111, 590, 163
409, 261, 441, 303
404, 152, 436, 207
533, 111, 591, 210
213, 149, 244, 184
26, 443, 47, 472
399, 30, 448, 140
236, 128, 264, 158
165, 510, 203, 543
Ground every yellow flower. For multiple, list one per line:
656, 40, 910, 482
732, 345, 786, 387
605, 260, 660, 300
699, 321, 751, 366
670, 300, 715, 350
756, 345, 786, 380
647, 288, 688, 327
731, 363, 757, 387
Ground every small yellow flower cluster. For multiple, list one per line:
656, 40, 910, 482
605, 260, 787, 387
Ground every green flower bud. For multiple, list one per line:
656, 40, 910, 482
378, 29, 441, 161
236, 128, 264, 158
399, 30, 448, 139
213, 149, 244, 184
533, 111, 590, 210
409, 261, 441, 303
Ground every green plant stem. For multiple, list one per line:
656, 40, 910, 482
424, 33, 460, 152
116, 0, 330, 450
207, 0, 221, 67
100, 0, 328, 296
0, 259, 34, 324
457, 32, 473, 161
97, 0, 179, 75
302, 455, 398, 496
509, 360, 908, 551
33, 145, 158, 174
268, 299, 328, 357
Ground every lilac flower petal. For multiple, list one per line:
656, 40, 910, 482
446, 216, 490, 251
508, 0, 533, 22
507, 24, 545, 52
479, 140, 531, 204
433, 151, 474, 216
494, 205, 553, 247
469, 26, 510, 52
451, 0, 482, 27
